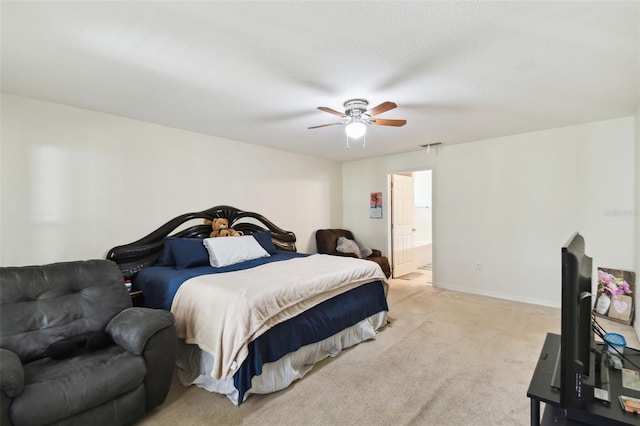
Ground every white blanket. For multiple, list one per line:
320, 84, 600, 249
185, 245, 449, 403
171, 254, 386, 380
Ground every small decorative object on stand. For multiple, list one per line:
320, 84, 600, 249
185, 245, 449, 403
593, 267, 635, 325
124, 280, 143, 306
595, 293, 611, 315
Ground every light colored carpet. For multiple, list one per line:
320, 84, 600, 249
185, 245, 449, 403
395, 272, 423, 280
415, 243, 432, 271
137, 277, 639, 426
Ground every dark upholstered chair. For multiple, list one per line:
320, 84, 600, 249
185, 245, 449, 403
315, 229, 391, 278
0, 259, 177, 426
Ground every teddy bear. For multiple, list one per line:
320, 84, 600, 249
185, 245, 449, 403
208, 218, 244, 238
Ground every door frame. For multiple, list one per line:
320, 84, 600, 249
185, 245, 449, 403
387, 169, 434, 280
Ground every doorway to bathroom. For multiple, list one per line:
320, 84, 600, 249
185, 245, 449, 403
389, 170, 432, 283
413, 170, 433, 282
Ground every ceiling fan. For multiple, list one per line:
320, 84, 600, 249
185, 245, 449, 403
308, 99, 406, 148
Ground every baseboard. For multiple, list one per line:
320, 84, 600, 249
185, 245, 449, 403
434, 281, 560, 309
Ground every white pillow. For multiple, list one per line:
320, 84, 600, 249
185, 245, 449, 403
203, 235, 270, 267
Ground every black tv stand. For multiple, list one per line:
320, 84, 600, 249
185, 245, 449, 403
595, 348, 611, 404
528, 333, 640, 425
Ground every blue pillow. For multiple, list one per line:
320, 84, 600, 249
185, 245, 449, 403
158, 237, 209, 269
157, 240, 176, 266
252, 231, 277, 255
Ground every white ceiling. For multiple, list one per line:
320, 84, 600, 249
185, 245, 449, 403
2, 1, 639, 162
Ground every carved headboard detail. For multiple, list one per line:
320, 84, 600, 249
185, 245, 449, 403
106, 205, 297, 280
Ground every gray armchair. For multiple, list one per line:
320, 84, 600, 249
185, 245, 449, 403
0, 259, 176, 426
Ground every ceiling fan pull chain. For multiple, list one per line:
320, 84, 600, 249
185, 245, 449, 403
346, 134, 351, 149
362, 134, 366, 148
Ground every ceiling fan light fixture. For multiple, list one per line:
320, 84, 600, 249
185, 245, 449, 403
309, 99, 405, 148
345, 121, 366, 139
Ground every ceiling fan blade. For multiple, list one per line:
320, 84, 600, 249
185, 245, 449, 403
308, 122, 342, 129
367, 101, 397, 117
371, 118, 407, 127
317, 106, 347, 117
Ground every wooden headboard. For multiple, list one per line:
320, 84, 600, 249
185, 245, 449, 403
106, 205, 297, 280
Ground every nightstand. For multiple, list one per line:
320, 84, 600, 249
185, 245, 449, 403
129, 290, 144, 307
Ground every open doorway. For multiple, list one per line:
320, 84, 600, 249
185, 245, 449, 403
413, 170, 433, 281
389, 170, 432, 283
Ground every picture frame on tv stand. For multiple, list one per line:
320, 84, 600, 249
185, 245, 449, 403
593, 267, 635, 326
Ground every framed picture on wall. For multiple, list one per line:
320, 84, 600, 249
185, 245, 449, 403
370, 192, 382, 219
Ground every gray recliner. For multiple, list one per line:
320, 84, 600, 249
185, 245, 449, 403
0, 259, 177, 426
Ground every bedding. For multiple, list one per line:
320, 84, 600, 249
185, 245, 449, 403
135, 250, 306, 310
172, 254, 386, 381
179, 306, 387, 404
179, 279, 388, 404
106, 205, 390, 405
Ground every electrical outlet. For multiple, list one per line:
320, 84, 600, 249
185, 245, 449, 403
475, 262, 482, 270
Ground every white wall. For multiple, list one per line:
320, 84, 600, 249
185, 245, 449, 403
0, 94, 343, 266
635, 106, 640, 339
343, 117, 636, 307
414, 170, 432, 246
342, 151, 439, 258
2, 93, 636, 312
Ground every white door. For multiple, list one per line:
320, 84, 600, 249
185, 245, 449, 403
391, 174, 416, 277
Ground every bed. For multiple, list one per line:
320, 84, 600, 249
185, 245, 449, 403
106, 205, 389, 405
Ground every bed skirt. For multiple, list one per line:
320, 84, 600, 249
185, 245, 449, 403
176, 311, 388, 405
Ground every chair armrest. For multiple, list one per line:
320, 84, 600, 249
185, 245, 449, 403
106, 308, 175, 356
0, 349, 24, 397
326, 251, 359, 258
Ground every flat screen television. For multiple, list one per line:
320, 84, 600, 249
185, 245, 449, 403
559, 232, 597, 409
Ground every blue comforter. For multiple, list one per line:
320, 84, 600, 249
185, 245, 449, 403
135, 250, 307, 310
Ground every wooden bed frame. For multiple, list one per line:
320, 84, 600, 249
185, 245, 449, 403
106, 205, 297, 280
